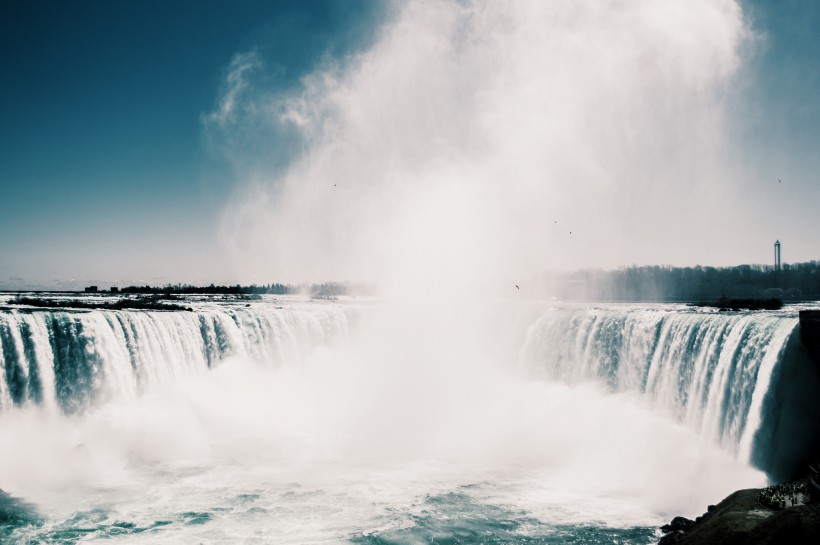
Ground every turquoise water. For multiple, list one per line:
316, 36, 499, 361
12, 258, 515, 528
1, 297, 792, 544
2, 489, 659, 544
350, 492, 657, 544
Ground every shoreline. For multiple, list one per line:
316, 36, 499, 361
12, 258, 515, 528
659, 478, 820, 545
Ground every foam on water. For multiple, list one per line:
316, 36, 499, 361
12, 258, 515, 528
0, 298, 775, 543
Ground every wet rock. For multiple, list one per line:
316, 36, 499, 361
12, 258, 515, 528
800, 310, 820, 366
659, 483, 820, 545
661, 516, 695, 533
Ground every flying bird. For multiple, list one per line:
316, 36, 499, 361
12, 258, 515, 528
515, 284, 519, 290
778, 179, 782, 184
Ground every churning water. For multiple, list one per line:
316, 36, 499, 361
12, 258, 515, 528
1, 295, 812, 544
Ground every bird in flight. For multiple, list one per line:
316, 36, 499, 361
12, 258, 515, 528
515, 284, 519, 290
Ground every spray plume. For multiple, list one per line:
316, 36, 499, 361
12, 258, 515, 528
210, 0, 749, 295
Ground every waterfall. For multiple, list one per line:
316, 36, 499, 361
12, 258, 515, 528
0, 302, 349, 414
3, 298, 816, 543
2, 299, 815, 479
519, 305, 803, 472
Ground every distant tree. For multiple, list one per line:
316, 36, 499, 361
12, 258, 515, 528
548, 261, 820, 301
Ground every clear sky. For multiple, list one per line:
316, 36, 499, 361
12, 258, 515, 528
1, 0, 818, 290
0, 0, 385, 289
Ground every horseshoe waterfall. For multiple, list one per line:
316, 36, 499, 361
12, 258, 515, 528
1, 297, 819, 544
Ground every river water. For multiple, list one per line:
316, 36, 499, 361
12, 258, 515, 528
2, 295, 807, 544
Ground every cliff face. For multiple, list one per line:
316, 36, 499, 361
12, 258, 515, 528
659, 486, 820, 545
658, 309, 820, 544
800, 310, 820, 366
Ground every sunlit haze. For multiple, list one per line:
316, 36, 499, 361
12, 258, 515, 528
2, 4, 819, 542
2, 0, 819, 290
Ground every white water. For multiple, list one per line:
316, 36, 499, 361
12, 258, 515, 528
0, 297, 349, 413
519, 305, 798, 461
0, 298, 780, 543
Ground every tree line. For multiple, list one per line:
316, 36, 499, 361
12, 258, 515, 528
118, 282, 370, 298
543, 261, 820, 302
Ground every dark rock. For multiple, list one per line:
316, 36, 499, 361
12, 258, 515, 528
661, 516, 695, 533
658, 484, 820, 545
800, 310, 820, 366
6, 296, 192, 312
694, 297, 783, 311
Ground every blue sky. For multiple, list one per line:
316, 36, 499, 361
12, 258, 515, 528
0, 0, 385, 289
1, 0, 818, 290
740, 0, 820, 181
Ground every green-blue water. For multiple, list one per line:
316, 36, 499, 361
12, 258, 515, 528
2, 296, 812, 543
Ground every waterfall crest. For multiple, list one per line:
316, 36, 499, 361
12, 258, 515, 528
0, 303, 349, 413
519, 306, 801, 470
3, 300, 815, 479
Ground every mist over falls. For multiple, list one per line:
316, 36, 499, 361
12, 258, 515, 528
520, 307, 820, 482
0, 4, 814, 541
0, 301, 817, 516
3, 0, 819, 541
214, 0, 751, 288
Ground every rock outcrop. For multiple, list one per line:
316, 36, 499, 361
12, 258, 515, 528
799, 310, 820, 366
659, 481, 820, 545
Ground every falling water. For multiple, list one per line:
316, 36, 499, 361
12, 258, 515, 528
518, 305, 801, 466
2, 297, 812, 544
0, 299, 350, 414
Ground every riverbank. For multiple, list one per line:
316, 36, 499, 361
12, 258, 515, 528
659, 479, 820, 545
800, 310, 820, 365
4, 296, 192, 312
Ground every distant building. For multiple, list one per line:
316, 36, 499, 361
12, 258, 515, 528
774, 240, 782, 271
84, 285, 98, 292
110, 287, 119, 293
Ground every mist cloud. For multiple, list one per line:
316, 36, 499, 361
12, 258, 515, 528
205, 50, 262, 128
210, 0, 750, 294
